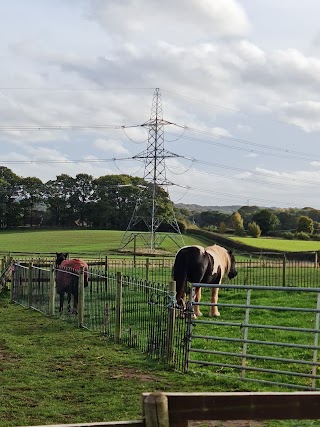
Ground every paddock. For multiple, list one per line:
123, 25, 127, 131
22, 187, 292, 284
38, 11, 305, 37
6, 252, 320, 390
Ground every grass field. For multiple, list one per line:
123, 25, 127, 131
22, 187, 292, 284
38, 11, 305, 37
230, 236, 320, 252
1, 289, 317, 427
0, 229, 212, 256
1, 229, 319, 426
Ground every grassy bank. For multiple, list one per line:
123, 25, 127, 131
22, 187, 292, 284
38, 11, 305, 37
0, 290, 259, 427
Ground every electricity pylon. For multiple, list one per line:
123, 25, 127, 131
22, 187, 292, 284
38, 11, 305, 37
119, 88, 184, 252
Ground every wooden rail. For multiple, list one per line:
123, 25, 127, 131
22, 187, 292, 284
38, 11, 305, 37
22, 392, 320, 427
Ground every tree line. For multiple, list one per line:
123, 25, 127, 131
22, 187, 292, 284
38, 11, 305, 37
180, 205, 320, 239
0, 167, 172, 230
1, 165, 319, 240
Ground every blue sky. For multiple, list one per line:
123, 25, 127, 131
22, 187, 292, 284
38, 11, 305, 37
1, 0, 320, 208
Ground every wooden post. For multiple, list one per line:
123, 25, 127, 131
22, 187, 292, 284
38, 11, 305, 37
10, 261, 14, 303
166, 280, 176, 364
146, 258, 150, 282
315, 252, 318, 268
144, 392, 169, 427
49, 263, 56, 316
28, 261, 33, 308
78, 266, 85, 328
282, 254, 286, 287
115, 271, 122, 343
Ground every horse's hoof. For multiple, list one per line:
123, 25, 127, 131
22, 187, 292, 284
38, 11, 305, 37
209, 311, 220, 317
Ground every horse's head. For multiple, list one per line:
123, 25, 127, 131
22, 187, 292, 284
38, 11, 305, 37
227, 250, 237, 280
56, 252, 69, 267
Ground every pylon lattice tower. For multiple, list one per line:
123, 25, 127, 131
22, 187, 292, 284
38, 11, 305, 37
119, 88, 184, 251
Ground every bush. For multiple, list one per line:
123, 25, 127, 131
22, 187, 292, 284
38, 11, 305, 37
247, 222, 261, 238
294, 231, 310, 241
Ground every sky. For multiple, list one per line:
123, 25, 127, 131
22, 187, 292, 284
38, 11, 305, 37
1, 0, 320, 209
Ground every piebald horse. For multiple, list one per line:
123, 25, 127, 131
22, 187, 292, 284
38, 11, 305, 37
55, 253, 89, 313
173, 244, 237, 318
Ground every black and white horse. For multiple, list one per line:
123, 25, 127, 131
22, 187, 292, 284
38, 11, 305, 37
173, 244, 237, 318
55, 253, 88, 313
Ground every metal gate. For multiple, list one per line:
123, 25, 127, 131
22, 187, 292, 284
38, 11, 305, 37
186, 283, 320, 390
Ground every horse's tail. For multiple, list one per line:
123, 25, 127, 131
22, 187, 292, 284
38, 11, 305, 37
173, 248, 189, 305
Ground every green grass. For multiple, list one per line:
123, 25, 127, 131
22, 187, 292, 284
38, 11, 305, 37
0, 290, 260, 427
0, 229, 210, 256
229, 236, 320, 252
1, 290, 317, 427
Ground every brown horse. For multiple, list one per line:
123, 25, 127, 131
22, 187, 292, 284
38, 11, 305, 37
173, 244, 237, 318
55, 253, 88, 313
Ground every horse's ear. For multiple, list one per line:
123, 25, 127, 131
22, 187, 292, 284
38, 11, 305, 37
64, 253, 69, 258
228, 250, 233, 255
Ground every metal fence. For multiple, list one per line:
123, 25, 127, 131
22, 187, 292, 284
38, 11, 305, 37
10, 261, 188, 371
9, 254, 320, 390
187, 283, 320, 390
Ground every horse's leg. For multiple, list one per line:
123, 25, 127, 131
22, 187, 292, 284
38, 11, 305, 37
59, 293, 64, 312
67, 291, 71, 312
209, 287, 220, 316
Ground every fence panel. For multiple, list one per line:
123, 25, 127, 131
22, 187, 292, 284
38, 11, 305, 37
187, 283, 320, 390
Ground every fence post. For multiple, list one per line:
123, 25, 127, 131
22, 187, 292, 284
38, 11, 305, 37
78, 266, 85, 328
315, 252, 318, 268
146, 258, 150, 282
241, 288, 251, 380
28, 261, 33, 308
49, 263, 56, 316
282, 254, 286, 287
104, 256, 108, 293
144, 392, 169, 427
133, 235, 136, 268
115, 271, 122, 343
166, 280, 176, 364
10, 261, 14, 303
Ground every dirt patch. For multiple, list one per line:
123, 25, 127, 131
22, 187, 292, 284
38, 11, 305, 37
110, 367, 160, 382
189, 421, 267, 426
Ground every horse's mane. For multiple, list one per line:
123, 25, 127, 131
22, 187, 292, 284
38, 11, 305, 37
205, 245, 231, 275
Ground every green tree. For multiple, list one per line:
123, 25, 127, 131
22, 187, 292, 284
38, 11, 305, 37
231, 211, 244, 235
252, 209, 280, 235
0, 167, 22, 228
297, 215, 314, 234
18, 177, 45, 226
44, 174, 75, 226
247, 221, 261, 238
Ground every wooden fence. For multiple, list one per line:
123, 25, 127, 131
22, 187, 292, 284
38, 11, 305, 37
22, 391, 320, 427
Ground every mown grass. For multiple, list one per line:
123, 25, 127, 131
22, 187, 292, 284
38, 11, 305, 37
0, 229, 211, 256
229, 236, 320, 252
1, 289, 317, 427
0, 289, 262, 427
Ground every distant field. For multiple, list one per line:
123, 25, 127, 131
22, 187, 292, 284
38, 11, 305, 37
0, 229, 210, 257
229, 236, 320, 252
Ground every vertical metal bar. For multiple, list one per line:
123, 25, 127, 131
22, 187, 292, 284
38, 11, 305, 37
241, 288, 251, 380
282, 254, 286, 287
115, 271, 122, 343
184, 285, 195, 372
166, 280, 176, 364
311, 292, 320, 389
28, 262, 33, 308
78, 266, 85, 327
49, 263, 56, 316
